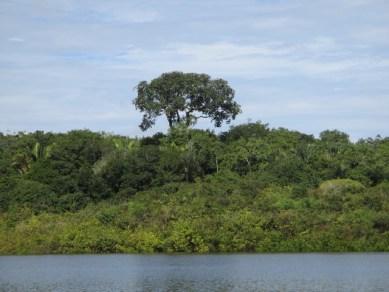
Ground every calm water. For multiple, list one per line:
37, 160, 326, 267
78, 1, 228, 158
1, 253, 389, 292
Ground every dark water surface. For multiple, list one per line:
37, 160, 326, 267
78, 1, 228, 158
1, 253, 388, 291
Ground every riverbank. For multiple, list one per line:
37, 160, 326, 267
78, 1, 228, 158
1, 178, 389, 254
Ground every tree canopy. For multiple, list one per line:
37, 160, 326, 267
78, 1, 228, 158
133, 72, 241, 131
1, 123, 389, 254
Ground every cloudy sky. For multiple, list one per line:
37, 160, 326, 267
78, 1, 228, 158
1, 0, 389, 139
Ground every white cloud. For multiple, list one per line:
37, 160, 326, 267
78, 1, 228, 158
244, 95, 389, 116
251, 17, 291, 29
113, 40, 389, 80
302, 37, 338, 54
354, 27, 389, 45
170, 42, 292, 60
87, 1, 159, 24
8, 37, 24, 42
108, 10, 158, 23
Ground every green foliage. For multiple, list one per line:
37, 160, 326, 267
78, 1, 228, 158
0, 123, 389, 254
0, 178, 55, 212
167, 219, 209, 253
318, 179, 365, 196
220, 121, 269, 142
133, 72, 241, 130
316, 179, 366, 211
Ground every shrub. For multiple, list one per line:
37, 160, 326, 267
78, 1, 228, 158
318, 179, 365, 196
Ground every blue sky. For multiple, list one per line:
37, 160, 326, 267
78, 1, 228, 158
1, 0, 389, 139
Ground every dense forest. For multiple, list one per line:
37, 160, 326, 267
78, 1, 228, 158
1, 122, 389, 254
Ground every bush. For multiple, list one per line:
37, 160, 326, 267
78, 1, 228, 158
318, 179, 365, 196
317, 179, 365, 211
4, 179, 56, 212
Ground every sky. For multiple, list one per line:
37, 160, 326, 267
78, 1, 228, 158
1, 0, 389, 139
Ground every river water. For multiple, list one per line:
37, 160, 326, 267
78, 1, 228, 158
1, 253, 388, 291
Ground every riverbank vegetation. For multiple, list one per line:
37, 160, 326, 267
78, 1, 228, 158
1, 122, 389, 254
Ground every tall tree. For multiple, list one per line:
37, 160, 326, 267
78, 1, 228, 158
133, 72, 241, 131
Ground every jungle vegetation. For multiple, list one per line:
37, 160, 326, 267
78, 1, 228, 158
1, 122, 389, 254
